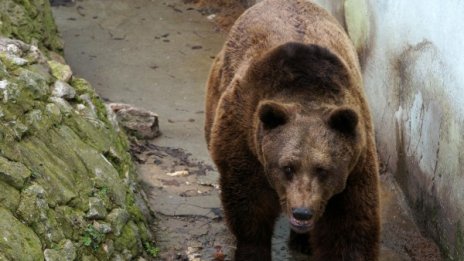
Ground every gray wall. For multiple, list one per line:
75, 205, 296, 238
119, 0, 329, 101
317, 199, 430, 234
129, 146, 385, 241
343, 0, 464, 258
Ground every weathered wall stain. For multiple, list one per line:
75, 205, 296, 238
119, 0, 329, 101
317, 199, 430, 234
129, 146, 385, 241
342, 0, 464, 259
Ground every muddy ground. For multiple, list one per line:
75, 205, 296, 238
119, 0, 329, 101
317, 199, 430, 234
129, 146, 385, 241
52, 0, 442, 260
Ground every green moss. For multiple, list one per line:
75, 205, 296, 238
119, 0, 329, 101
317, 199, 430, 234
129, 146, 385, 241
143, 241, 160, 258
16, 183, 65, 246
17, 136, 79, 206
43, 239, 77, 261
47, 60, 71, 81
0, 156, 31, 189
63, 112, 114, 153
0, 180, 20, 212
113, 221, 141, 257
71, 77, 94, 95
0, 53, 21, 72
0, 0, 62, 52
455, 221, 464, 259
0, 12, 13, 37
0, 207, 43, 260
126, 192, 145, 223
81, 224, 105, 251
136, 222, 151, 243
0, 60, 9, 78
0, 35, 153, 258
55, 206, 86, 241
70, 77, 111, 127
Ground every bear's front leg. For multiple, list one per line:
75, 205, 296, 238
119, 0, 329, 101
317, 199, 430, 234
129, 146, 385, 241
219, 168, 280, 261
311, 179, 380, 261
289, 230, 311, 255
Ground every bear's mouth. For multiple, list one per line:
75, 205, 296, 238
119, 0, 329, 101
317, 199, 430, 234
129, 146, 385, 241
289, 216, 313, 233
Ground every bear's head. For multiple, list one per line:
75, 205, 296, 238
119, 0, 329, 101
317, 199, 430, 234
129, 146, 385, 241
250, 43, 365, 233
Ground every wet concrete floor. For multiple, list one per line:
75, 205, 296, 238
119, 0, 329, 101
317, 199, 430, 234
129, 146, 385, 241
52, 0, 442, 260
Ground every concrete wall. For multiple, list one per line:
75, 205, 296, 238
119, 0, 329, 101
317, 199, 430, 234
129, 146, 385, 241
343, 0, 464, 259
246, 0, 464, 259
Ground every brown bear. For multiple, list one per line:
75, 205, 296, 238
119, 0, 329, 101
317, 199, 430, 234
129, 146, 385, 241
205, 0, 380, 260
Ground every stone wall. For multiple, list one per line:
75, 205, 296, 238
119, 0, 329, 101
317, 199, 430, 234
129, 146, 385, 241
0, 0, 63, 52
0, 0, 156, 260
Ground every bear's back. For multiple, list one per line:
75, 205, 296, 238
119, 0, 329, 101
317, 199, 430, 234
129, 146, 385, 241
220, 0, 361, 91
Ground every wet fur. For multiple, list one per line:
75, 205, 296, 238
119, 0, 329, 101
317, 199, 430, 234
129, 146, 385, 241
205, 0, 380, 260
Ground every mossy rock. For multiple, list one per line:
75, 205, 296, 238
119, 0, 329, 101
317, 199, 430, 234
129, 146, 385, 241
43, 239, 77, 261
0, 35, 154, 259
0, 207, 43, 260
0, 180, 20, 212
114, 221, 143, 258
0, 0, 63, 52
0, 156, 31, 189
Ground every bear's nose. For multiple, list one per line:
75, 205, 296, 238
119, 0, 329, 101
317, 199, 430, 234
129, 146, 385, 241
292, 208, 313, 221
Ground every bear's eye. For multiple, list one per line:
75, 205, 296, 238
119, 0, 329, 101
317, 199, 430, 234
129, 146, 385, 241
282, 166, 294, 180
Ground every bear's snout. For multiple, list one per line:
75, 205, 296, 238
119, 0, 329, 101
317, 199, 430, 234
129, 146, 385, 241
289, 207, 315, 233
292, 207, 313, 221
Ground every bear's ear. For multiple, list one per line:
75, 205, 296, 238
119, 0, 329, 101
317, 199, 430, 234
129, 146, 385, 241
258, 101, 290, 130
327, 107, 358, 135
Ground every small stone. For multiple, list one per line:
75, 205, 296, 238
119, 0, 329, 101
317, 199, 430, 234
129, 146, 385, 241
52, 80, 76, 99
87, 197, 107, 219
6, 43, 21, 56
10, 120, 28, 139
70, 77, 93, 94
106, 208, 130, 236
102, 239, 115, 256
0, 208, 43, 260
48, 60, 73, 82
44, 240, 76, 261
24, 45, 44, 63
0, 180, 20, 212
93, 221, 112, 234
18, 69, 49, 99
0, 79, 8, 89
48, 51, 66, 65
5, 54, 28, 66
79, 94, 97, 117
166, 170, 189, 177
17, 184, 65, 245
49, 97, 73, 115
45, 103, 63, 124
108, 103, 160, 139
0, 156, 32, 189
25, 109, 46, 130
28, 63, 53, 83
113, 221, 141, 258
105, 104, 120, 131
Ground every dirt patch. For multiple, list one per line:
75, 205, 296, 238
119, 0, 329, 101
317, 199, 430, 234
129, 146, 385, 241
379, 172, 442, 261
130, 140, 235, 260
131, 141, 214, 176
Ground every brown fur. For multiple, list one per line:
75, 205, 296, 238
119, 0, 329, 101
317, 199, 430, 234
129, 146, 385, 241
205, 0, 380, 260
